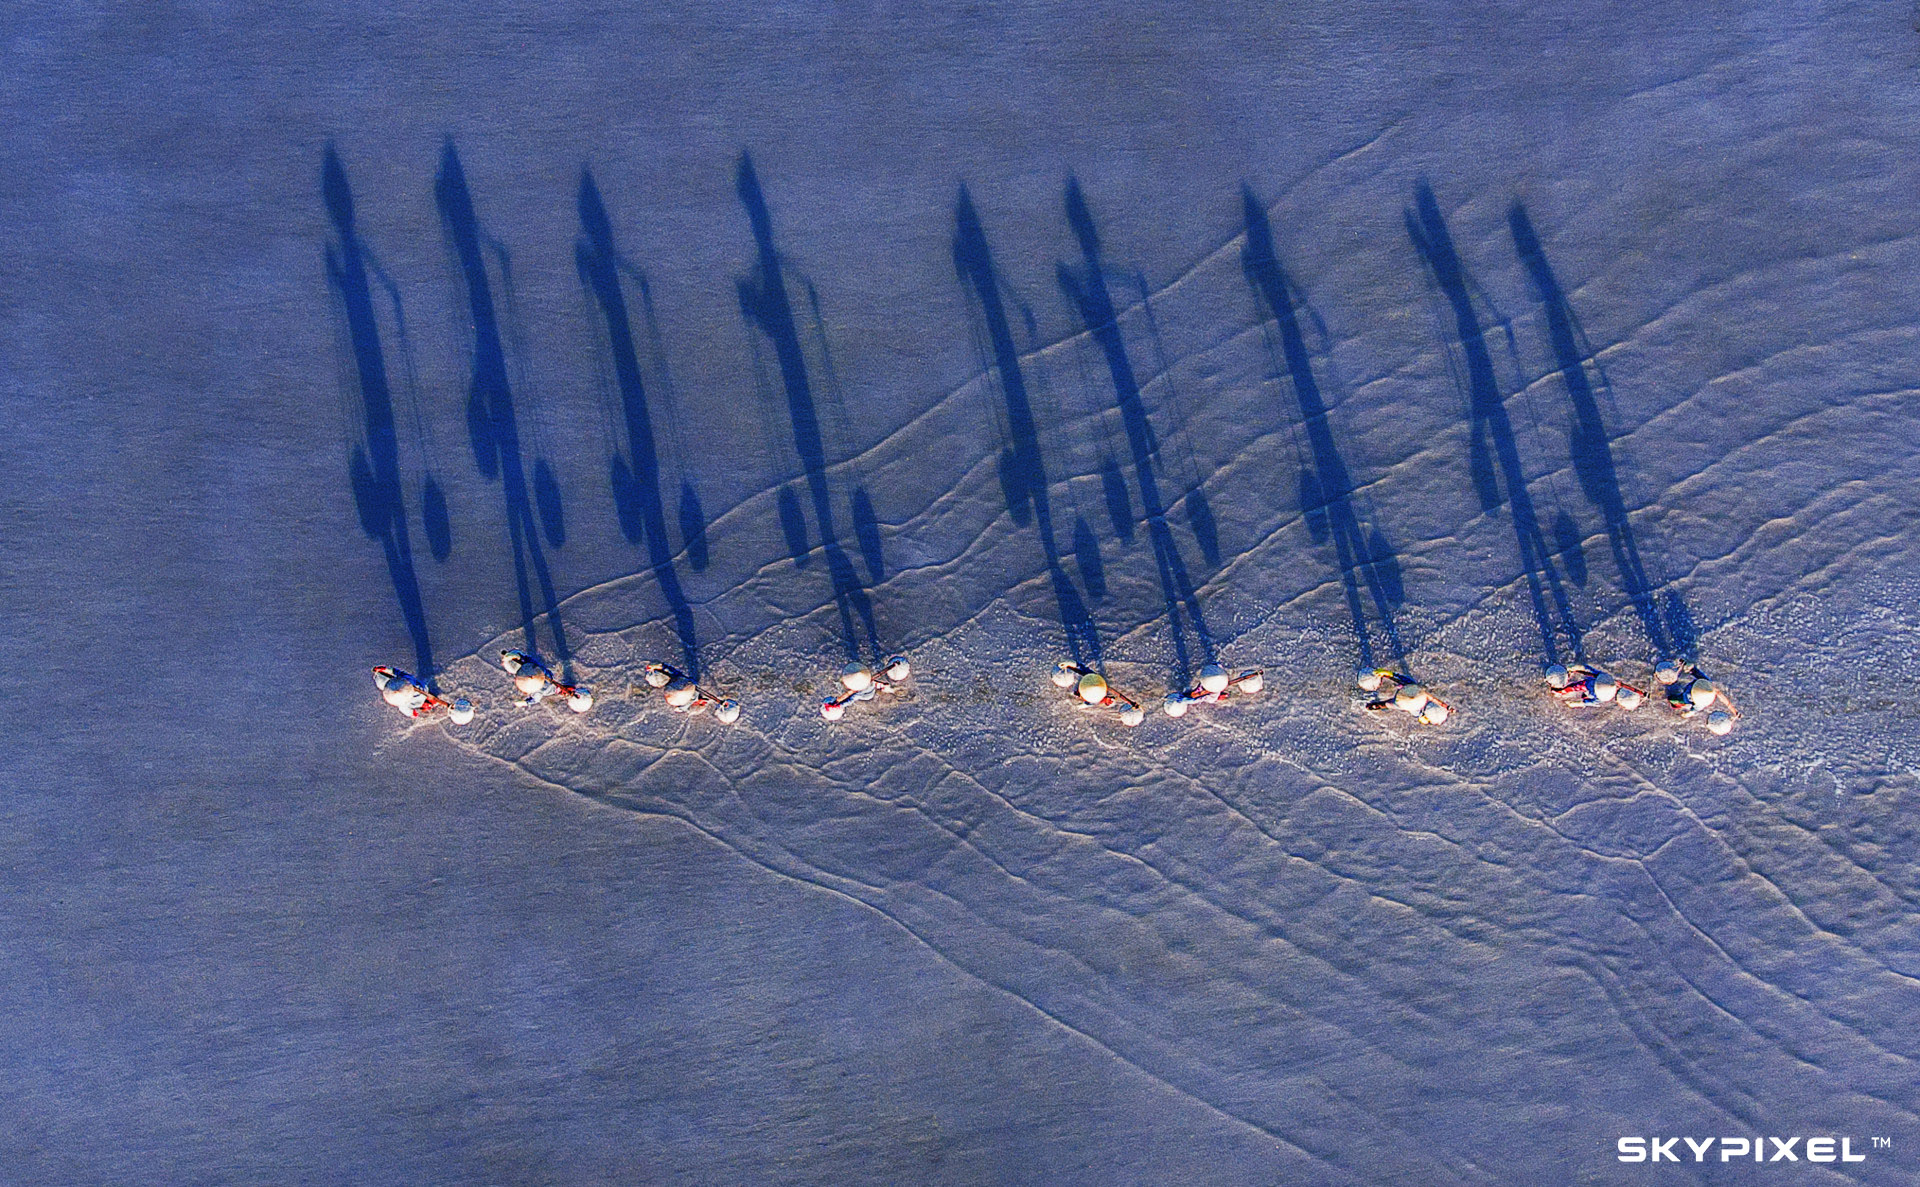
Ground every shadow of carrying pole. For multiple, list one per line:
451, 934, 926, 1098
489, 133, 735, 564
798, 279, 888, 588
1056, 179, 1216, 681
324, 145, 436, 684
953, 186, 1103, 668
1407, 182, 1582, 666
1241, 187, 1407, 671
1508, 204, 1690, 659
629, 276, 710, 573
434, 143, 574, 678
733, 154, 879, 664
575, 170, 701, 678
1132, 272, 1222, 569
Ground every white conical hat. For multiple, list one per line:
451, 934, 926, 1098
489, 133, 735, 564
1076, 672, 1108, 705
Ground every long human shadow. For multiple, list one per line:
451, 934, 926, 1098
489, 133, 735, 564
1406, 181, 1581, 665
575, 169, 701, 677
733, 153, 879, 663
1014, 297, 1111, 600
1241, 187, 1406, 671
1508, 204, 1691, 659
434, 143, 573, 677
1056, 179, 1216, 681
323, 145, 436, 683
953, 186, 1103, 668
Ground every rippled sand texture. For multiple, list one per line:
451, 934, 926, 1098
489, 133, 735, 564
6, 3, 1919, 1183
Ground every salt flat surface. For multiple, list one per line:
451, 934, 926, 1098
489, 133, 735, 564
4, 2, 1919, 1182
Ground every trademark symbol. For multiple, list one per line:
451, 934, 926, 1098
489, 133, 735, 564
1873, 1137, 1892, 1149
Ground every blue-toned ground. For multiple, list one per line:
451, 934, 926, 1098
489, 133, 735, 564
4, 3, 1919, 1182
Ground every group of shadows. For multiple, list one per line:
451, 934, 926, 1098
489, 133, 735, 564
329, 142, 1696, 719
